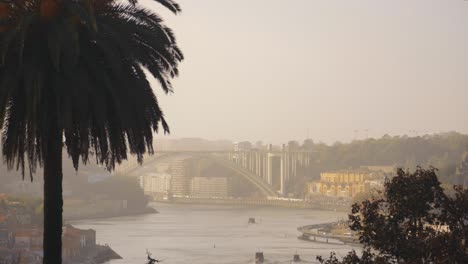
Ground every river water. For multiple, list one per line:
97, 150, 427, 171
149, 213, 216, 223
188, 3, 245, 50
73, 203, 358, 264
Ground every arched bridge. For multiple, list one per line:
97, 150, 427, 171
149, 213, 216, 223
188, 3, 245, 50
115, 150, 313, 198
210, 156, 278, 197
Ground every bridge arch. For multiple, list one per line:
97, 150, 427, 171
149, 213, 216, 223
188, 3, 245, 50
117, 152, 279, 198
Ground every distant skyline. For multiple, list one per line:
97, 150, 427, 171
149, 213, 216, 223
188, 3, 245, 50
154, 131, 465, 147
143, 0, 468, 144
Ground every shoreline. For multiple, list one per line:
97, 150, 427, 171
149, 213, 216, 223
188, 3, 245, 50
67, 245, 122, 264
64, 206, 158, 221
297, 222, 361, 247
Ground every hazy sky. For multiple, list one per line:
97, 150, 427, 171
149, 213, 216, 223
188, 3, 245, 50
142, 0, 468, 144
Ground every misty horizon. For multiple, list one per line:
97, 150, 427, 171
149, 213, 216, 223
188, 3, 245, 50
0, 1, 466, 263
155, 130, 468, 146
142, 0, 468, 144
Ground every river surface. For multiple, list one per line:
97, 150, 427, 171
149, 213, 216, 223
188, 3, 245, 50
73, 203, 358, 264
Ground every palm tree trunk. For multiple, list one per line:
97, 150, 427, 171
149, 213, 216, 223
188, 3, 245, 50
40, 0, 59, 21
43, 123, 63, 264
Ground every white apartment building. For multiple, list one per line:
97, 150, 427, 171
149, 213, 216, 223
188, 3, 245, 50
140, 173, 172, 195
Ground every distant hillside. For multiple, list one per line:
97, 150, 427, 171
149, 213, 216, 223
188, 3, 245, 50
294, 132, 468, 185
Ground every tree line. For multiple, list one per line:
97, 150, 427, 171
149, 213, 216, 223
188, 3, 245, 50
284, 132, 468, 185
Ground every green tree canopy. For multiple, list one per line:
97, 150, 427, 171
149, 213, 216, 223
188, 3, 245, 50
319, 168, 468, 263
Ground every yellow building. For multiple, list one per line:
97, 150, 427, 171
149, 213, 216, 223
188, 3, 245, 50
308, 171, 371, 198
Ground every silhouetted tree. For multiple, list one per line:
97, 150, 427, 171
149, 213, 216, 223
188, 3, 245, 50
317, 249, 390, 264
0, 0, 182, 263
319, 167, 468, 263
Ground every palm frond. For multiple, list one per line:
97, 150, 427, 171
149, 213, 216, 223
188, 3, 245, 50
0, 0, 182, 177
128, 0, 181, 14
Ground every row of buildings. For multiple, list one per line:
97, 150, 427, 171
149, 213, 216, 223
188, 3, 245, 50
138, 142, 391, 200
306, 167, 390, 198
140, 162, 387, 200
139, 157, 229, 199
140, 173, 229, 199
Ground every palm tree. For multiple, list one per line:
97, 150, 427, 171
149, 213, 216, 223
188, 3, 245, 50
0, 0, 183, 263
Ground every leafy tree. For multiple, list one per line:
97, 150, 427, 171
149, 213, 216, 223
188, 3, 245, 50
317, 249, 390, 264
350, 168, 447, 262
319, 168, 468, 263
0, 0, 182, 263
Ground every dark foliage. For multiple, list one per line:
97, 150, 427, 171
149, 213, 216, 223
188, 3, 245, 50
0, 1, 182, 263
0, 0, 183, 178
317, 249, 391, 264
319, 167, 468, 263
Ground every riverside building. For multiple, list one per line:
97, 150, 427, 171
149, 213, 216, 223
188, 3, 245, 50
140, 173, 172, 195
307, 170, 375, 198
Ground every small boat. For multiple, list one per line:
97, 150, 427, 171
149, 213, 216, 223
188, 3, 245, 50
293, 253, 301, 262
255, 252, 264, 263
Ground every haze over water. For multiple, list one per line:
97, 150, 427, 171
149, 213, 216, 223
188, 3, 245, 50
73, 203, 355, 264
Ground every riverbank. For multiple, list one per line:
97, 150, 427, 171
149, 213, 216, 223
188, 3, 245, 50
66, 245, 122, 264
64, 206, 157, 221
